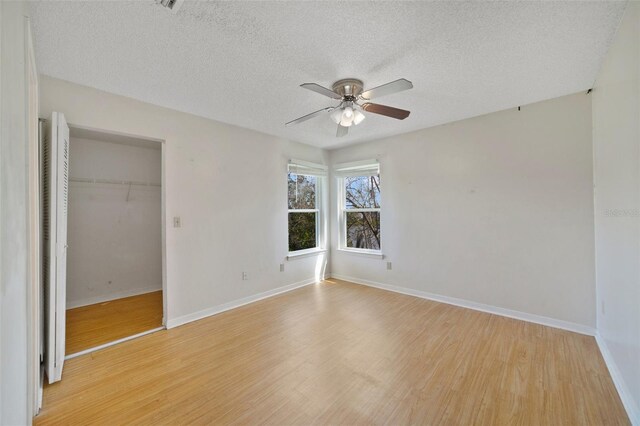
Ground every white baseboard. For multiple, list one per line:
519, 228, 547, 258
166, 277, 320, 329
67, 286, 162, 309
330, 274, 596, 336
595, 334, 640, 425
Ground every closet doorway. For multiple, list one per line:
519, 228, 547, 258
65, 126, 164, 357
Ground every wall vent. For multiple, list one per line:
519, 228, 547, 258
156, 0, 184, 14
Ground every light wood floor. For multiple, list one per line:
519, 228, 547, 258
38, 280, 628, 425
65, 291, 163, 355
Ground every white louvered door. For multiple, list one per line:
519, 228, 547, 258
44, 112, 69, 384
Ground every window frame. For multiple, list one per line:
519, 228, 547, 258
287, 160, 327, 257
337, 161, 382, 255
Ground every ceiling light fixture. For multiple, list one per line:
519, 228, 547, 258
330, 104, 366, 128
353, 109, 365, 126
340, 106, 355, 127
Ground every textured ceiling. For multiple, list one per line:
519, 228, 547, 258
30, 1, 626, 149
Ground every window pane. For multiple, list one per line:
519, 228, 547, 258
346, 211, 380, 250
345, 175, 380, 209
288, 212, 317, 251
288, 173, 316, 209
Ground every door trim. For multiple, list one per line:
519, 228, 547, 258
25, 14, 41, 417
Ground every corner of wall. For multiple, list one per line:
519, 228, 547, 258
592, 2, 640, 424
595, 334, 640, 425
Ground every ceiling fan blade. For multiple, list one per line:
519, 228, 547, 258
360, 78, 413, 100
300, 83, 342, 99
361, 102, 410, 120
285, 107, 334, 126
336, 124, 349, 137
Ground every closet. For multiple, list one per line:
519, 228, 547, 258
65, 127, 163, 356
42, 116, 165, 382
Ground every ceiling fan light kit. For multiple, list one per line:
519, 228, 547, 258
286, 77, 413, 137
331, 105, 365, 127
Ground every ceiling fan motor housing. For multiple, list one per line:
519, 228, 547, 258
332, 79, 364, 101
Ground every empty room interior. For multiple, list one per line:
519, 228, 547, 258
1, 0, 639, 425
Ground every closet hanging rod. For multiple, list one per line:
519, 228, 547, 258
69, 177, 161, 187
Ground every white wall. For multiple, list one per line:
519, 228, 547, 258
39, 76, 329, 326
67, 137, 162, 308
0, 1, 30, 424
592, 2, 640, 423
330, 92, 596, 330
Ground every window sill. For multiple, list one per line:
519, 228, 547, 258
287, 248, 327, 260
337, 248, 384, 259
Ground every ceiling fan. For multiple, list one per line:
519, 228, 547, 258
285, 78, 413, 137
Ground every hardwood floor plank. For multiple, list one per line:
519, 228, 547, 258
36, 280, 629, 425
65, 291, 163, 355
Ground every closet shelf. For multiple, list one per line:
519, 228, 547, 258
69, 177, 161, 187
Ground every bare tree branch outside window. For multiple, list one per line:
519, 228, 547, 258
288, 173, 317, 251
345, 175, 380, 250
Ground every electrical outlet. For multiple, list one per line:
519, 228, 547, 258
173, 216, 181, 228
242, 272, 248, 281
279, 263, 285, 272
387, 261, 392, 270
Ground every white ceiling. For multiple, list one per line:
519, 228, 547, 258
29, 1, 626, 149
